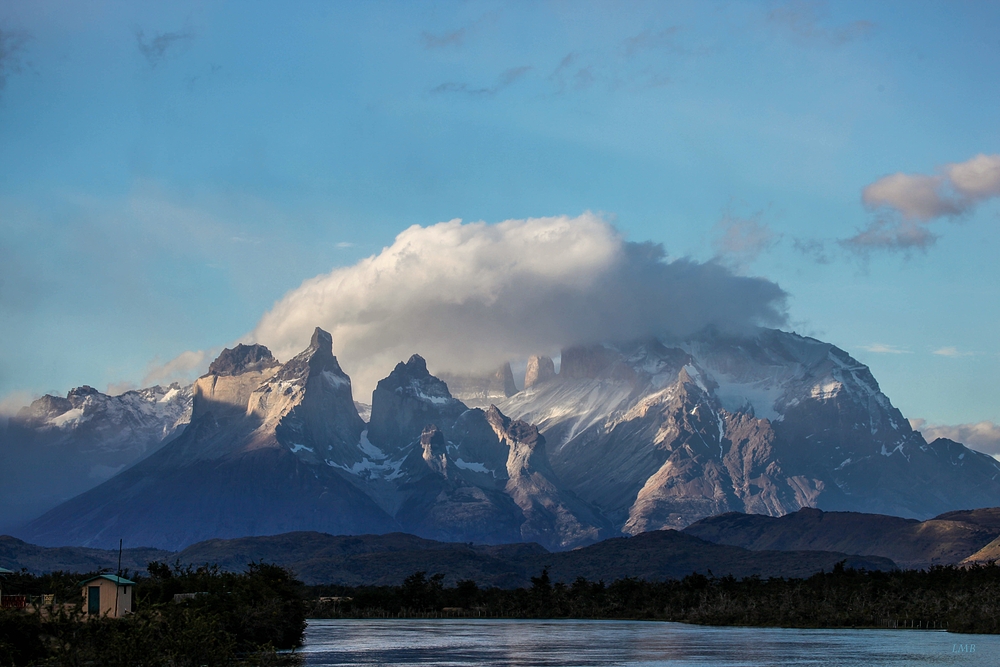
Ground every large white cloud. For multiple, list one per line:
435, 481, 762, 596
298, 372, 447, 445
248, 214, 787, 398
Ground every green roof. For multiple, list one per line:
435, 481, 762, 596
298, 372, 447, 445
0, 567, 13, 575
79, 574, 136, 587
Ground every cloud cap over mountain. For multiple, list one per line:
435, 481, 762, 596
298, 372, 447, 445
250, 214, 787, 398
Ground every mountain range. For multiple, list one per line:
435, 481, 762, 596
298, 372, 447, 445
5, 326, 1000, 552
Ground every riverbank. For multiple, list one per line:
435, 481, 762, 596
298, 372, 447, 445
307, 564, 1000, 634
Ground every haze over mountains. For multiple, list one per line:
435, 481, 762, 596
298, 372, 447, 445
0, 384, 192, 530
4, 324, 1000, 552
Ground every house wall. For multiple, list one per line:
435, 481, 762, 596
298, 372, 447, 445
81, 579, 133, 617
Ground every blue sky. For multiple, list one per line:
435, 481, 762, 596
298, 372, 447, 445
1, 1, 998, 443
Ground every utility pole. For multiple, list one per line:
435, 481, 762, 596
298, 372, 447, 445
115, 538, 123, 618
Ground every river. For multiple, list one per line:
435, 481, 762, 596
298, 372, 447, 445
299, 618, 998, 666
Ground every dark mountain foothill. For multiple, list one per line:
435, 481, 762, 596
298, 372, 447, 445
0, 529, 896, 587
683, 506, 1000, 570
0, 535, 172, 575
176, 529, 895, 586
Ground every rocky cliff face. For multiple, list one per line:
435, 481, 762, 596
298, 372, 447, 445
524, 355, 556, 389
0, 383, 192, 531
192, 344, 279, 421
246, 328, 366, 464
499, 330, 1000, 532
485, 406, 609, 548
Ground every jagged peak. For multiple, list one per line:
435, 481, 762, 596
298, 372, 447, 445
485, 404, 542, 447
310, 327, 334, 354
381, 354, 455, 403
269, 327, 349, 384
524, 355, 556, 389
404, 354, 428, 373
67, 385, 101, 400
485, 404, 509, 431
367, 354, 466, 450
207, 344, 279, 377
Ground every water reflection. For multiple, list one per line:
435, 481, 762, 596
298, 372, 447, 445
300, 619, 999, 666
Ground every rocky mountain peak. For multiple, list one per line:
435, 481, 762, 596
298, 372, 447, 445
267, 327, 346, 385
245, 328, 364, 462
67, 385, 101, 401
207, 344, 279, 377
311, 326, 333, 351
405, 353, 428, 373
524, 356, 556, 389
367, 354, 467, 450
485, 405, 543, 453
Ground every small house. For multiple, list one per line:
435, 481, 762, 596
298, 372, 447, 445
79, 574, 135, 618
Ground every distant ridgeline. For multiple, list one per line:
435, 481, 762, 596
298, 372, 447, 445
5, 326, 1000, 551
9, 506, 1000, 587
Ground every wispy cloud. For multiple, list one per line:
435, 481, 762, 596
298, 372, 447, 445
845, 154, 1000, 253
933, 346, 974, 358
792, 238, 832, 264
141, 348, 219, 387
0, 389, 35, 422
910, 418, 1000, 456
106, 381, 138, 396
860, 343, 911, 354
432, 65, 532, 97
336, 241, 355, 249
0, 27, 31, 94
422, 28, 466, 49
135, 26, 194, 68
841, 217, 937, 255
767, 1, 873, 47
549, 53, 598, 93
547, 24, 682, 95
623, 27, 681, 58
421, 13, 498, 50
712, 211, 780, 270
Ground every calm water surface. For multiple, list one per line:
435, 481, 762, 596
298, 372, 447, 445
300, 619, 999, 666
